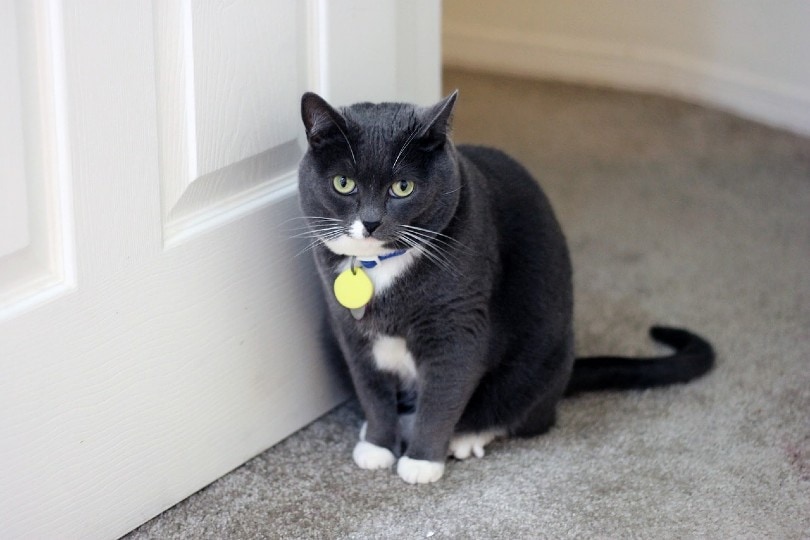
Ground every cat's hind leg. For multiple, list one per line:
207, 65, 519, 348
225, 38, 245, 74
448, 429, 506, 460
510, 389, 561, 438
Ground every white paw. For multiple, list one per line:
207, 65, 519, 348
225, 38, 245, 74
353, 441, 396, 470
397, 456, 445, 484
448, 430, 503, 460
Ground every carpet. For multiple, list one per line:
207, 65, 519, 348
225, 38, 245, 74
126, 69, 810, 539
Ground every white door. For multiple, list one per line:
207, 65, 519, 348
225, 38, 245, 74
0, 1, 439, 538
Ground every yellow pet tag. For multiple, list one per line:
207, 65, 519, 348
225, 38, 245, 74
334, 267, 374, 309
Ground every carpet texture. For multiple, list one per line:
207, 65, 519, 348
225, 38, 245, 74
127, 69, 810, 539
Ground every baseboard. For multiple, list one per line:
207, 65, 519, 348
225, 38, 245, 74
443, 22, 810, 137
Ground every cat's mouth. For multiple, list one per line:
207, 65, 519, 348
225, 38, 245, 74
323, 234, 394, 258
319, 218, 407, 258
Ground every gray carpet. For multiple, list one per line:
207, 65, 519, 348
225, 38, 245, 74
127, 69, 810, 539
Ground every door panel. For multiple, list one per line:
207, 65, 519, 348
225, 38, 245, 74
0, 0, 75, 321
153, 0, 308, 246
0, 1, 439, 538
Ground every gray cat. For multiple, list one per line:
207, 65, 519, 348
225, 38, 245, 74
297, 91, 714, 484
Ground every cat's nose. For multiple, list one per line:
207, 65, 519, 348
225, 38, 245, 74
362, 220, 381, 234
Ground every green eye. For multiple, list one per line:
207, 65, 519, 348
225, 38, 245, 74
390, 180, 415, 198
332, 175, 356, 195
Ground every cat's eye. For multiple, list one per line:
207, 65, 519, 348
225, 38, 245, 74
389, 180, 415, 198
332, 175, 357, 195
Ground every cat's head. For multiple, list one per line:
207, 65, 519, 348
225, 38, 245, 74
298, 91, 460, 258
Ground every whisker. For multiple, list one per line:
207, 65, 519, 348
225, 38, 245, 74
399, 233, 447, 270
418, 243, 460, 276
281, 216, 343, 235
398, 230, 461, 276
422, 238, 464, 273
400, 223, 462, 242
279, 215, 341, 227
400, 228, 469, 260
401, 224, 477, 255
286, 215, 347, 257
290, 225, 344, 239
294, 238, 323, 258
293, 228, 345, 258
286, 224, 337, 234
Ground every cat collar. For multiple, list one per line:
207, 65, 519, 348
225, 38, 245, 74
356, 249, 407, 269
333, 249, 408, 318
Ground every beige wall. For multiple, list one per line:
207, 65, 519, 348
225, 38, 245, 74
444, 0, 810, 136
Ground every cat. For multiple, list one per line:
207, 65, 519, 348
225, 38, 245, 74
296, 90, 714, 484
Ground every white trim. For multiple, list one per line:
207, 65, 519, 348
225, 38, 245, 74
306, 0, 328, 96
180, 0, 198, 182
45, 0, 76, 289
444, 22, 810, 137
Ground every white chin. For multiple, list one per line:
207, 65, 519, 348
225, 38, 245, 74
324, 235, 387, 257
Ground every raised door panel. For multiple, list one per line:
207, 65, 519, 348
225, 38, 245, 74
153, 0, 307, 246
0, 0, 75, 321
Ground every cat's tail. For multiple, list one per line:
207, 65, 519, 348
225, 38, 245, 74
565, 326, 715, 396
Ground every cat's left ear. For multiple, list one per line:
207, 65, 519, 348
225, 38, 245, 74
418, 90, 458, 151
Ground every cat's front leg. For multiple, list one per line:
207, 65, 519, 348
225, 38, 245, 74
397, 346, 485, 484
342, 351, 401, 470
353, 439, 397, 470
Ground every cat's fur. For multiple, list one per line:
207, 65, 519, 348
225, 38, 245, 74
297, 91, 714, 484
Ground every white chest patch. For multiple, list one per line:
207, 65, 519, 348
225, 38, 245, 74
364, 251, 420, 294
372, 335, 417, 382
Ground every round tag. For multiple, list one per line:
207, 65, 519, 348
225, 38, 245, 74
334, 267, 374, 309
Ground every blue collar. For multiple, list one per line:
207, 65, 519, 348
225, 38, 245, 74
357, 249, 407, 269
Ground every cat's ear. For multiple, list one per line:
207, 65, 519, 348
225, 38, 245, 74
417, 90, 458, 151
301, 92, 348, 149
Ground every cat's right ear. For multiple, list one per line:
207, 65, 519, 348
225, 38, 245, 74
301, 92, 348, 149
